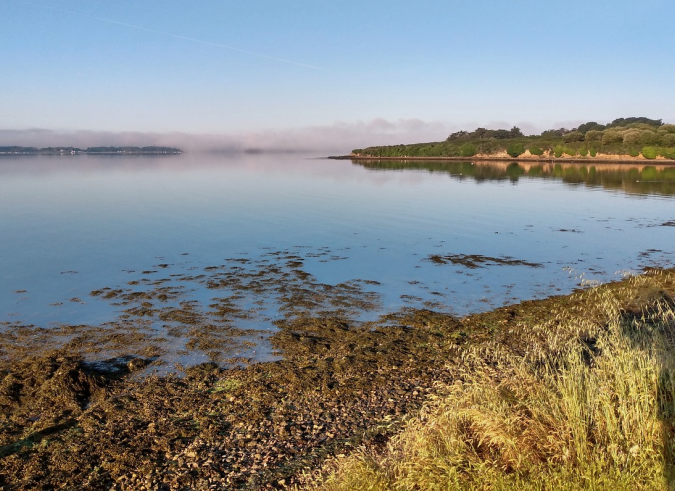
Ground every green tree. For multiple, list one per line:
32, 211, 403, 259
642, 146, 659, 159
528, 146, 544, 156
661, 134, 675, 147
585, 130, 603, 142
446, 130, 469, 141
472, 127, 490, 139
577, 121, 605, 133
602, 131, 623, 145
478, 140, 500, 155
608, 117, 662, 128
507, 142, 525, 158
459, 143, 477, 157
492, 129, 511, 139
622, 130, 641, 145
640, 130, 658, 145
509, 126, 524, 138
563, 131, 584, 143
542, 129, 564, 138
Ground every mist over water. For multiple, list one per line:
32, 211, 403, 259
1, 154, 673, 365
0, 119, 456, 154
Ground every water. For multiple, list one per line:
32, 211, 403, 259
1, 154, 674, 367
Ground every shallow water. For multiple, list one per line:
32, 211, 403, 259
1, 154, 674, 367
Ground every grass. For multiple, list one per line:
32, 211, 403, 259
211, 378, 242, 394
316, 271, 675, 490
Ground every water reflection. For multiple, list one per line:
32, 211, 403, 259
1, 154, 674, 369
352, 159, 675, 197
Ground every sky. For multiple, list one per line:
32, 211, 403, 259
2, 0, 675, 152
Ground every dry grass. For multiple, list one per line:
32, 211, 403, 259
317, 271, 675, 490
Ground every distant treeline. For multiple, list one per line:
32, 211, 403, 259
352, 117, 675, 160
0, 146, 182, 154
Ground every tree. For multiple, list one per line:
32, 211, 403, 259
563, 131, 584, 143
459, 143, 477, 157
585, 130, 603, 142
661, 134, 675, 147
622, 130, 641, 145
446, 130, 469, 141
542, 129, 564, 138
639, 130, 658, 145
577, 121, 605, 134
492, 129, 511, 139
472, 128, 490, 139
478, 140, 500, 155
507, 142, 525, 158
642, 146, 659, 159
608, 117, 662, 128
602, 131, 623, 145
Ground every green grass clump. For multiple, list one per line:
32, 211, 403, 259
319, 273, 675, 490
211, 378, 242, 394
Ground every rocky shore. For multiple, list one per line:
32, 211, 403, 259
2, 269, 674, 490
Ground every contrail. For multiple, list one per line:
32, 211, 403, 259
9, 0, 328, 71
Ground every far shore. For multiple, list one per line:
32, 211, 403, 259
330, 153, 675, 165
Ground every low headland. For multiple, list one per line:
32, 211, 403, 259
0, 146, 183, 155
343, 116, 675, 163
2, 268, 675, 490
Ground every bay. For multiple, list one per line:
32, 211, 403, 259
1, 154, 673, 368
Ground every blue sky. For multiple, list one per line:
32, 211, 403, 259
2, 0, 674, 148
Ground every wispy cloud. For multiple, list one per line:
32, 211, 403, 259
10, 0, 327, 71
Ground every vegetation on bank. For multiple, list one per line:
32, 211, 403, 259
352, 117, 675, 160
0, 146, 182, 154
317, 271, 675, 490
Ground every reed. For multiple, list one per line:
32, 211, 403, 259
319, 272, 675, 490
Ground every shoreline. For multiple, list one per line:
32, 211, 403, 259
329, 154, 675, 165
0, 152, 183, 156
2, 268, 674, 490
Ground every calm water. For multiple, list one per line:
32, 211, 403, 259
1, 154, 674, 365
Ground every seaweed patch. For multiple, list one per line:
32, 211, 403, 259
426, 253, 543, 269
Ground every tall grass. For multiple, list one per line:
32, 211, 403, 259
319, 273, 675, 490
